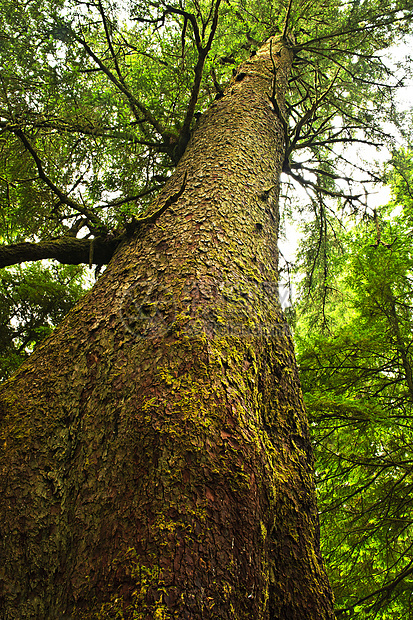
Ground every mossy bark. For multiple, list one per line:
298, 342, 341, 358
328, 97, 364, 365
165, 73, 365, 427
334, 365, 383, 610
0, 38, 335, 620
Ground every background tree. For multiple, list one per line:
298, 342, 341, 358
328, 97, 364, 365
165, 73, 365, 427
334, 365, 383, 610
0, 263, 86, 380
1, 0, 413, 618
295, 155, 413, 619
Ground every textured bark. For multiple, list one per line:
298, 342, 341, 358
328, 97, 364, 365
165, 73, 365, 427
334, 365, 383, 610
0, 38, 335, 619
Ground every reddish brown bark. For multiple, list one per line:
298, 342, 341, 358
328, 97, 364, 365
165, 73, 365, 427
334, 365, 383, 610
0, 38, 335, 619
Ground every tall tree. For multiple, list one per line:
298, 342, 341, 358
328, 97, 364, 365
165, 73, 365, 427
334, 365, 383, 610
1, 1, 412, 618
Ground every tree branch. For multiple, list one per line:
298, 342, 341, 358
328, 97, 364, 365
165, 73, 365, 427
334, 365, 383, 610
96, 0, 124, 82
336, 562, 413, 616
98, 185, 162, 209
171, 0, 222, 162
159, 4, 202, 48
286, 69, 341, 158
0, 235, 119, 269
11, 127, 108, 234
286, 167, 363, 202
294, 9, 413, 51
125, 172, 187, 233
0, 173, 187, 268
282, 0, 294, 40
0, 118, 148, 143
74, 32, 167, 137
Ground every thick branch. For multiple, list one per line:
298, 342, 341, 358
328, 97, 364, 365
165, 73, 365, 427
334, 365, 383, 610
171, 0, 222, 162
160, 4, 202, 48
282, 0, 294, 40
0, 173, 187, 268
97, 0, 124, 82
0, 235, 120, 269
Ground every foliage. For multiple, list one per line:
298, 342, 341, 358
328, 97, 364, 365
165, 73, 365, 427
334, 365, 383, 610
1, 0, 412, 372
2, 0, 413, 609
0, 262, 86, 381
1, 0, 412, 253
295, 163, 413, 618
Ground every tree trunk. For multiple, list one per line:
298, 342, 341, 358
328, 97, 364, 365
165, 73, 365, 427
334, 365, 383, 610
0, 38, 335, 620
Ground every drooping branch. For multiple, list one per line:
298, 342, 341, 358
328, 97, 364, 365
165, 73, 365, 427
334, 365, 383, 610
310, 49, 398, 88
98, 185, 162, 209
293, 134, 385, 151
293, 8, 413, 52
8, 127, 96, 223
336, 562, 413, 617
285, 167, 363, 203
152, 3, 202, 48
290, 163, 351, 183
10, 127, 108, 235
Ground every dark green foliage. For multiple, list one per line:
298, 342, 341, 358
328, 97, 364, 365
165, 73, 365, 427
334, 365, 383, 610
0, 263, 86, 381
295, 162, 413, 618
1, 0, 412, 246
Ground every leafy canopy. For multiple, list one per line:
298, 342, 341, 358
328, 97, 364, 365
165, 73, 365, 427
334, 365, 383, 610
1, 0, 412, 252
1, 0, 412, 377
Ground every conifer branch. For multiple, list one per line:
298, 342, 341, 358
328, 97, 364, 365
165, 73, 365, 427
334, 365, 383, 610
286, 167, 363, 203
96, 0, 124, 82
74, 33, 167, 137
282, 0, 294, 40
286, 69, 341, 158
125, 172, 187, 233
294, 9, 413, 51
11, 127, 108, 235
0, 235, 119, 269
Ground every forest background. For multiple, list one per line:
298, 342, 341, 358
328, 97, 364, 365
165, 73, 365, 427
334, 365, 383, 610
2, 0, 413, 617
